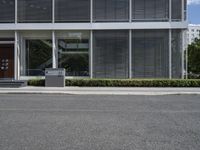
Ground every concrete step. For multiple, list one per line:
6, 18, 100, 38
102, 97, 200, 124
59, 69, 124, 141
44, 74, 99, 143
0, 80, 27, 88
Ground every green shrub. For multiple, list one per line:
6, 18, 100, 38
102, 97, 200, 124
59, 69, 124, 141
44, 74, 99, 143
28, 79, 45, 86
28, 79, 200, 87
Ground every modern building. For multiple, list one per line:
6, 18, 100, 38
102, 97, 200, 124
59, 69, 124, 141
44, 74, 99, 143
0, 0, 188, 81
187, 24, 200, 45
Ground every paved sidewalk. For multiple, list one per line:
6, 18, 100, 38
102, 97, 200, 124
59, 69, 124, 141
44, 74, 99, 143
0, 86, 200, 95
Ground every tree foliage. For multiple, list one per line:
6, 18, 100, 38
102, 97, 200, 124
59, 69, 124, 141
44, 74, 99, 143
188, 38, 200, 74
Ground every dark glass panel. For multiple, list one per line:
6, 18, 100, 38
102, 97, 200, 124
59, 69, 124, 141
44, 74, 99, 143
55, 0, 90, 22
18, 0, 52, 23
172, 30, 182, 78
26, 39, 52, 76
0, 0, 15, 23
58, 38, 89, 76
132, 0, 169, 22
93, 30, 129, 78
132, 30, 169, 78
93, 0, 129, 22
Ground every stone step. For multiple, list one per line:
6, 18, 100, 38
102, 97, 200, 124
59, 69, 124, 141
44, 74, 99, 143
0, 80, 27, 88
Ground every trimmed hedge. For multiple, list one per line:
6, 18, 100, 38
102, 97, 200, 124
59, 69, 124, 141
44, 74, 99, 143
28, 79, 200, 87
28, 79, 45, 86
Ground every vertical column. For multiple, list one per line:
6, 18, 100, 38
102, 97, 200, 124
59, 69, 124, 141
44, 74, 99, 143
15, 0, 17, 23
169, 29, 172, 79
52, 31, 57, 68
90, 0, 93, 23
185, 32, 188, 79
129, 0, 132, 22
181, 30, 185, 79
90, 30, 93, 78
52, 0, 55, 23
129, 0, 132, 78
14, 31, 19, 80
169, 0, 171, 22
129, 30, 132, 79
52, 0, 56, 69
169, 0, 172, 79
181, 0, 184, 21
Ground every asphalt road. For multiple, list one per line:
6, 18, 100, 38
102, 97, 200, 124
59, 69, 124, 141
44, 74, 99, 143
0, 94, 200, 150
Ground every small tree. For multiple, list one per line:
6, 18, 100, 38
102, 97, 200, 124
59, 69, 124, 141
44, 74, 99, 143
188, 38, 200, 74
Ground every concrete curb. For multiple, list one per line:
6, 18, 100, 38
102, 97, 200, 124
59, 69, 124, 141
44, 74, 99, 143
0, 87, 200, 95
0, 92, 200, 96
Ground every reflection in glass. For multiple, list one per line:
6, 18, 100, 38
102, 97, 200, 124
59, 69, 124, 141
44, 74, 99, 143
26, 39, 52, 76
58, 38, 89, 76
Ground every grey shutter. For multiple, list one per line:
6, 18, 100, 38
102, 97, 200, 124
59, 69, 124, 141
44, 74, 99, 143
155, 0, 169, 20
172, 0, 182, 21
132, 0, 145, 20
132, 30, 169, 78
145, 0, 155, 20
18, 0, 52, 23
0, 0, 15, 23
93, 30, 129, 78
172, 30, 182, 78
93, 0, 129, 22
55, 0, 90, 22
132, 0, 169, 21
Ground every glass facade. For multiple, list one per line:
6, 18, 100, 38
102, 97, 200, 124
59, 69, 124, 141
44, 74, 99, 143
16, 29, 184, 79
18, 0, 52, 23
93, 0, 129, 22
93, 30, 129, 78
0, 0, 15, 23
55, 0, 90, 22
57, 31, 90, 76
0, 0, 186, 23
25, 39, 52, 76
132, 0, 169, 21
0, 1, 186, 79
132, 30, 169, 78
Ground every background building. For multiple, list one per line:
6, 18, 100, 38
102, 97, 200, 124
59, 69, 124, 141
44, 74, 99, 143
187, 24, 200, 45
0, 0, 188, 80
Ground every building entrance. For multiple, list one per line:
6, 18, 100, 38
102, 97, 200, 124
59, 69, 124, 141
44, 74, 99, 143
0, 44, 14, 79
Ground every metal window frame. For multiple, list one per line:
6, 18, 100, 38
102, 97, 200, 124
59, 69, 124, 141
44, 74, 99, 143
129, 29, 132, 78
169, 29, 172, 79
90, 30, 93, 78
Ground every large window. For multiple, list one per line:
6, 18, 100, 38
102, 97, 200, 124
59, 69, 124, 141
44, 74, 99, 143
25, 39, 52, 76
57, 31, 89, 76
55, 0, 90, 22
0, 0, 15, 23
172, 30, 182, 78
93, 0, 129, 22
93, 30, 129, 78
18, 0, 52, 23
132, 30, 169, 78
132, 0, 169, 21
172, 0, 182, 21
